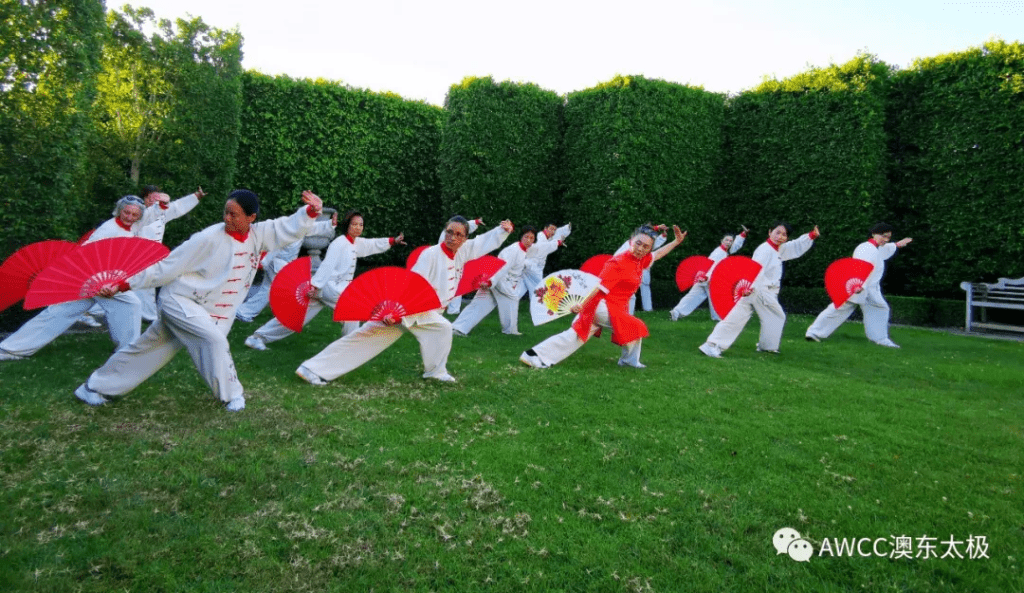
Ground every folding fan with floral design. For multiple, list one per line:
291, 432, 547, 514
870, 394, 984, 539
0, 240, 79, 312
333, 266, 441, 323
405, 245, 430, 269
708, 256, 762, 319
454, 255, 506, 297
675, 255, 715, 292
825, 257, 875, 308
529, 269, 602, 326
580, 254, 612, 277
24, 237, 168, 309
269, 256, 313, 333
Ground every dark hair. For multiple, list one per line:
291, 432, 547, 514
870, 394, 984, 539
519, 225, 537, 240
446, 215, 470, 235
140, 185, 160, 198
721, 233, 735, 243
341, 210, 363, 235
769, 221, 792, 236
633, 224, 660, 241
869, 222, 893, 236
228, 189, 260, 216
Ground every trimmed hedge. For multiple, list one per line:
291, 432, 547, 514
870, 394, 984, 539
439, 77, 565, 231
719, 54, 892, 290
0, 0, 105, 258
561, 75, 726, 272
886, 40, 1024, 297
236, 72, 445, 261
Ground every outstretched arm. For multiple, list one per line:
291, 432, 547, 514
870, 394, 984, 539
651, 226, 686, 263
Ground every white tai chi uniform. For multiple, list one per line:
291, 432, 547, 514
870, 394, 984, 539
452, 240, 529, 336
615, 233, 667, 314
79, 206, 319, 406
671, 233, 747, 321
250, 233, 394, 343
805, 240, 900, 344
521, 223, 571, 298
299, 225, 510, 382
444, 219, 482, 315
0, 217, 158, 357
134, 194, 201, 321
702, 233, 816, 353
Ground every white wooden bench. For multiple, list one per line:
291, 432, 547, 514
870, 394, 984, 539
959, 277, 1024, 333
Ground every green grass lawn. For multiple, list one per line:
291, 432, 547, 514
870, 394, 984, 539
1, 307, 1022, 592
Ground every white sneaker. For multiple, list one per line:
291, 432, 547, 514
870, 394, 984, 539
226, 396, 246, 411
756, 345, 779, 354
0, 349, 26, 362
295, 365, 327, 386
74, 384, 107, 406
452, 329, 468, 337
429, 373, 458, 383
502, 330, 522, 336
235, 314, 254, 323
244, 335, 267, 351
618, 360, 646, 368
519, 351, 549, 369
876, 339, 901, 348
669, 310, 679, 321
78, 315, 103, 328
805, 334, 821, 342
698, 342, 722, 359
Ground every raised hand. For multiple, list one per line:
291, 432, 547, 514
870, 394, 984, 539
499, 220, 513, 232
301, 190, 323, 215
394, 232, 406, 245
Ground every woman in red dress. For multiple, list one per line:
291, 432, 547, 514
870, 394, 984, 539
519, 224, 685, 369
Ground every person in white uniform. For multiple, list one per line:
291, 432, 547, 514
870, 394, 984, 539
72, 189, 324, 411
521, 223, 572, 297
698, 222, 820, 358
805, 223, 911, 347
670, 226, 748, 321
444, 217, 482, 315
134, 185, 203, 321
0, 195, 166, 361
244, 210, 403, 349
614, 224, 668, 314
295, 216, 512, 386
452, 225, 536, 337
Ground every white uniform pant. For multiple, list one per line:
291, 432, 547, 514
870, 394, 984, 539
301, 310, 453, 381
531, 302, 642, 367
1, 292, 141, 356
521, 264, 543, 298
806, 287, 891, 343
705, 287, 786, 352
671, 283, 721, 320
451, 288, 520, 335
639, 283, 653, 312
137, 287, 159, 321
83, 295, 243, 403
446, 296, 463, 315
236, 274, 271, 321
252, 293, 358, 344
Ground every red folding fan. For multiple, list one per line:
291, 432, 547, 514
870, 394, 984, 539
708, 256, 762, 319
675, 255, 715, 292
580, 254, 612, 277
24, 237, 168, 309
269, 256, 313, 333
825, 257, 875, 308
406, 245, 430, 269
0, 240, 79, 312
333, 266, 441, 323
455, 255, 506, 297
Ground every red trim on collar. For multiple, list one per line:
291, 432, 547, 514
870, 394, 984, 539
766, 239, 781, 251
226, 230, 249, 243
519, 241, 529, 252
868, 238, 879, 247
158, 202, 169, 210
346, 235, 356, 244
718, 244, 728, 252
440, 243, 456, 259
115, 218, 132, 231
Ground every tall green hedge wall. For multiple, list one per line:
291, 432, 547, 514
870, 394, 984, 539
887, 40, 1024, 297
439, 77, 565, 233
561, 75, 726, 270
236, 73, 445, 260
0, 0, 106, 258
719, 55, 892, 290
